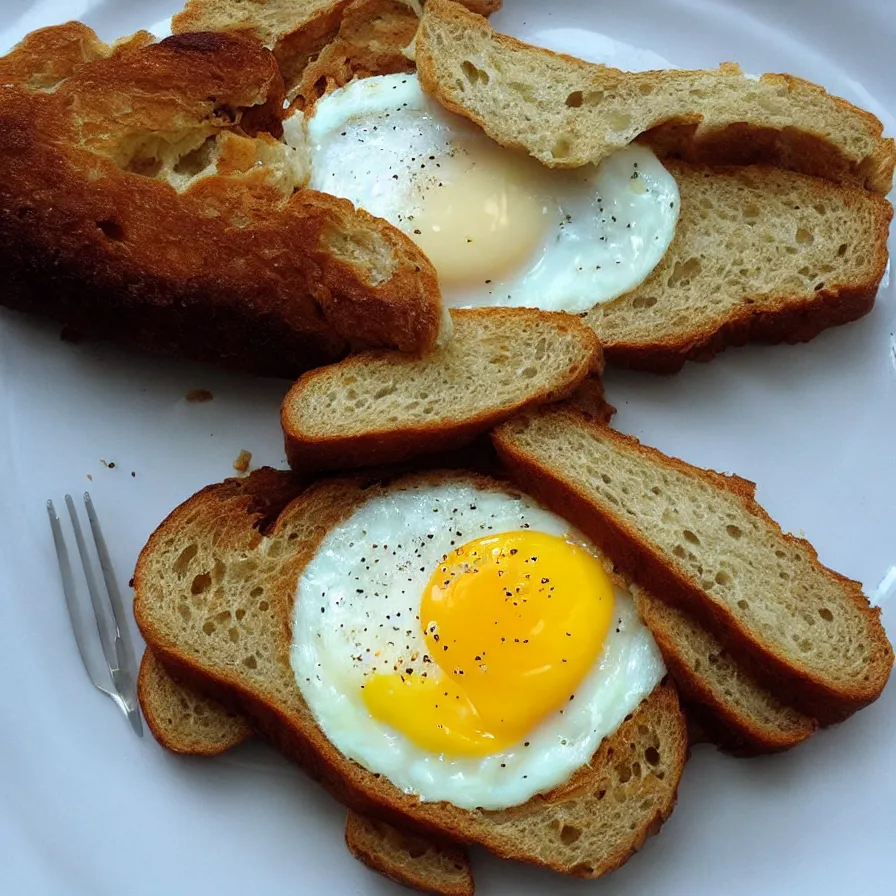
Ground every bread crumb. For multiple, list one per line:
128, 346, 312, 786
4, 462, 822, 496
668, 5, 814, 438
186, 389, 214, 403
87, 474, 93, 481
233, 450, 252, 474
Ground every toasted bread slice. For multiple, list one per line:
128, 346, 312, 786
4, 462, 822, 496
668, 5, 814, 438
0, 26, 447, 377
138, 649, 252, 755
585, 163, 892, 371
416, 0, 896, 193
631, 590, 817, 754
134, 468, 687, 880
345, 812, 474, 896
281, 308, 602, 471
492, 408, 893, 725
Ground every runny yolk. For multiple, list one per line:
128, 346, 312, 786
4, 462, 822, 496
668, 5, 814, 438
362, 531, 615, 756
401, 139, 550, 290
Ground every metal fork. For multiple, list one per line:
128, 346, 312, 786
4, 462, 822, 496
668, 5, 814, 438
47, 493, 143, 737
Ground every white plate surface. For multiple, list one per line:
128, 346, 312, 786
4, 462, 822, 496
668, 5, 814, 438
1, 1, 894, 894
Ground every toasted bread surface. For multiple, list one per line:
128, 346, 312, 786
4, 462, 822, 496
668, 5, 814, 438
281, 308, 602, 471
586, 163, 892, 372
345, 812, 474, 896
138, 649, 252, 754
416, 0, 896, 193
134, 468, 686, 878
492, 409, 893, 725
0, 25, 446, 377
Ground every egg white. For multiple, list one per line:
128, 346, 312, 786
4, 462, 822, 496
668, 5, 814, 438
304, 73, 680, 313
290, 478, 665, 811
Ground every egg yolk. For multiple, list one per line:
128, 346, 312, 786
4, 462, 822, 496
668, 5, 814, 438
402, 140, 550, 291
362, 531, 614, 756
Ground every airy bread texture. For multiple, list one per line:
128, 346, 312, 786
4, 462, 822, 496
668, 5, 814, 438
0, 24, 447, 377
585, 163, 892, 371
282, 308, 602, 471
631, 589, 818, 754
416, 0, 896, 193
345, 812, 474, 896
134, 467, 687, 881
138, 649, 252, 754
492, 409, 893, 726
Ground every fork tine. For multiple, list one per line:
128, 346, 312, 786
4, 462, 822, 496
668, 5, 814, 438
47, 500, 110, 690
83, 493, 139, 688
65, 494, 119, 674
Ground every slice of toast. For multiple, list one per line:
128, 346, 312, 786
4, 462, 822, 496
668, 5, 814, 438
416, 0, 896, 193
139, 647, 474, 896
345, 812, 474, 896
134, 467, 687, 881
0, 25, 447, 378
281, 308, 602, 471
631, 589, 818, 754
585, 162, 892, 372
138, 649, 252, 755
492, 408, 894, 725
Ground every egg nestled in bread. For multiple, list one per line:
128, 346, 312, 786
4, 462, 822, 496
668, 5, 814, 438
291, 476, 665, 810
304, 73, 680, 312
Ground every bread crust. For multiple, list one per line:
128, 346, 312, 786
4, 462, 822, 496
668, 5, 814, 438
134, 467, 687, 879
0, 25, 444, 378
492, 410, 894, 725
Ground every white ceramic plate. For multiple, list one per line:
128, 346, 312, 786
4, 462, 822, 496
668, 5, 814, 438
1, 2, 894, 894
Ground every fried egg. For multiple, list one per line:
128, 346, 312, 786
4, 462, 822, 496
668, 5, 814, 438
304, 73, 680, 313
290, 477, 665, 811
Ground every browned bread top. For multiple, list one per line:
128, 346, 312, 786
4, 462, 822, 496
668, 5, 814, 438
134, 467, 686, 880
416, 0, 896, 193
492, 408, 894, 725
0, 24, 446, 378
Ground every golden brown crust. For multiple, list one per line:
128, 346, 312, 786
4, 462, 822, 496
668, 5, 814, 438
0, 25, 443, 378
281, 309, 603, 472
491, 410, 894, 725
134, 468, 687, 879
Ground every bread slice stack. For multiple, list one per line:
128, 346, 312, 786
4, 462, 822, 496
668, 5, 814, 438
416, 0, 894, 371
134, 467, 688, 884
492, 408, 893, 730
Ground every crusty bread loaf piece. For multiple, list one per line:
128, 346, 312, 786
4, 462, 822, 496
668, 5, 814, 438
0, 25, 447, 378
281, 308, 601, 471
345, 812, 474, 896
416, 0, 896, 193
492, 408, 893, 725
173, 0, 500, 103
138, 649, 252, 754
631, 589, 817, 754
585, 162, 892, 371
134, 467, 687, 882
